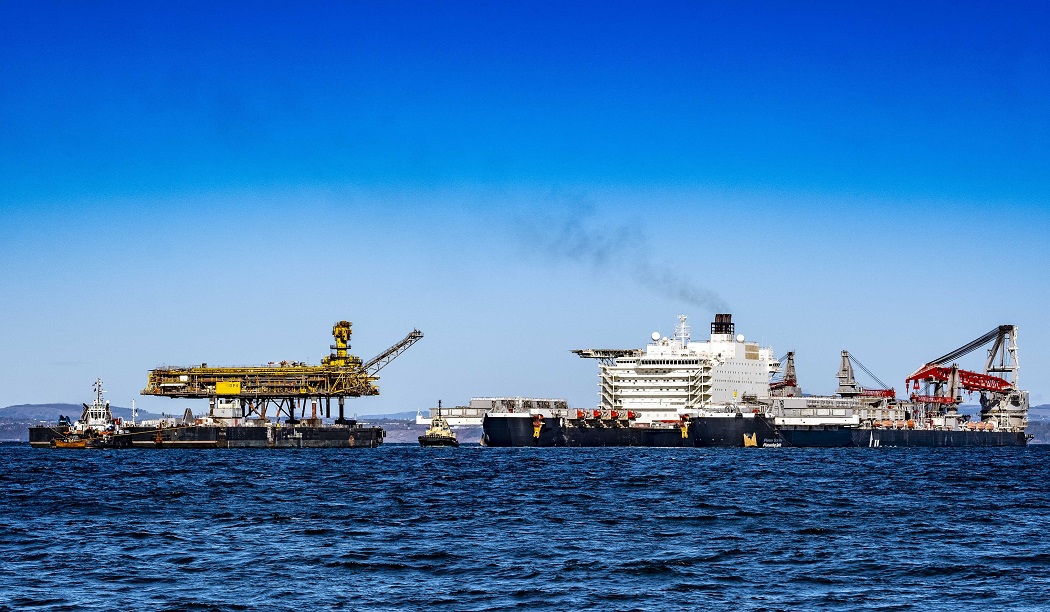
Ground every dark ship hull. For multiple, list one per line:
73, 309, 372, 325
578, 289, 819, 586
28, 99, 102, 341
418, 434, 460, 447
482, 415, 692, 447
132, 422, 385, 448
688, 414, 778, 447
482, 414, 1028, 448
29, 425, 136, 449
31, 422, 384, 449
29, 425, 71, 448
776, 427, 1028, 447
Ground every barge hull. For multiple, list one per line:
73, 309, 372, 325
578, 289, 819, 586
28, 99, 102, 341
30, 424, 385, 449
482, 415, 1029, 448
136, 425, 385, 448
773, 427, 1028, 447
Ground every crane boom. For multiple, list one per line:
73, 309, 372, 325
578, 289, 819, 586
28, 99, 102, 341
906, 365, 1012, 394
363, 329, 424, 375
906, 325, 1017, 392
837, 350, 895, 398
905, 324, 1018, 405
927, 325, 1014, 366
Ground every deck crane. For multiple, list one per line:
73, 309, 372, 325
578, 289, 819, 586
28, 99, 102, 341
905, 325, 1018, 406
769, 352, 801, 397
836, 351, 896, 399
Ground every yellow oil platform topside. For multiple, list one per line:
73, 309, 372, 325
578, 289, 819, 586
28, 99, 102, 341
142, 321, 422, 421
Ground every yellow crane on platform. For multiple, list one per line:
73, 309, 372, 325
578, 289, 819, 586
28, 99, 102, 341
141, 321, 423, 423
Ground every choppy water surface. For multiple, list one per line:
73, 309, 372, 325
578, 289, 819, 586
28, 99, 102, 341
1, 443, 1048, 610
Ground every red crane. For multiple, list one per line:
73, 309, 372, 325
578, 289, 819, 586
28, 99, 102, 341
905, 325, 1017, 404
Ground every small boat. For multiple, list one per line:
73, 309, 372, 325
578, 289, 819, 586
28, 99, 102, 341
419, 401, 460, 448
50, 431, 122, 449
51, 436, 88, 449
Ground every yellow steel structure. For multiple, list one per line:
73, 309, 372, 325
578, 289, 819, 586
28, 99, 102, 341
142, 321, 422, 422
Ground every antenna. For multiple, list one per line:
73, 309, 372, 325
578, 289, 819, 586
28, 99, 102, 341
131, 399, 138, 426
674, 314, 691, 345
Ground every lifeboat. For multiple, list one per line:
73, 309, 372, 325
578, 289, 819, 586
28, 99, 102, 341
906, 420, 915, 429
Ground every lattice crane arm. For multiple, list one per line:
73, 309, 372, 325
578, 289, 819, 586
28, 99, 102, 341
363, 329, 424, 375
905, 324, 1017, 394
927, 325, 1014, 366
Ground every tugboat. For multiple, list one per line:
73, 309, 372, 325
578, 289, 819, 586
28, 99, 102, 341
36, 379, 131, 449
418, 401, 460, 448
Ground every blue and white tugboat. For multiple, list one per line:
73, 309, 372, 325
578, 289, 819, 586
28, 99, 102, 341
30, 379, 131, 448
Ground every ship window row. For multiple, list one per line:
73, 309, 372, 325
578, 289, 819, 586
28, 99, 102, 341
783, 408, 850, 417
608, 381, 711, 385
608, 376, 710, 381
607, 369, 712, 375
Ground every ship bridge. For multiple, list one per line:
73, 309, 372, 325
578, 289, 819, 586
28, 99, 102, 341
142, 321, 422, 423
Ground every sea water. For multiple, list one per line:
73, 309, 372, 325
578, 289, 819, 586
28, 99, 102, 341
1, 443, 1048, 610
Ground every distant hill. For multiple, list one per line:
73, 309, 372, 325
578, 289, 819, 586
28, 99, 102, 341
1027, 421, 1050, 444
959, 403, 1050, 420
0, 403, 165, 422
372, 419, 482, 444
357, 410, 423, 420
0, 403, 175, 442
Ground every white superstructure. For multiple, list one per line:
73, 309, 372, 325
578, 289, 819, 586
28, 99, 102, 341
576, 314, 779, 425
416, 397, 568, 426
65, 378, 124, 435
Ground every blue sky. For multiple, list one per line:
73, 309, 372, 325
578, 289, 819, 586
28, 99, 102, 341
2, 1, 1048, 413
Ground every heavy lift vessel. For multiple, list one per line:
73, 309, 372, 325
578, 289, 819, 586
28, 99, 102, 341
78, 320, 421, 449
482, 314, 1030, 447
